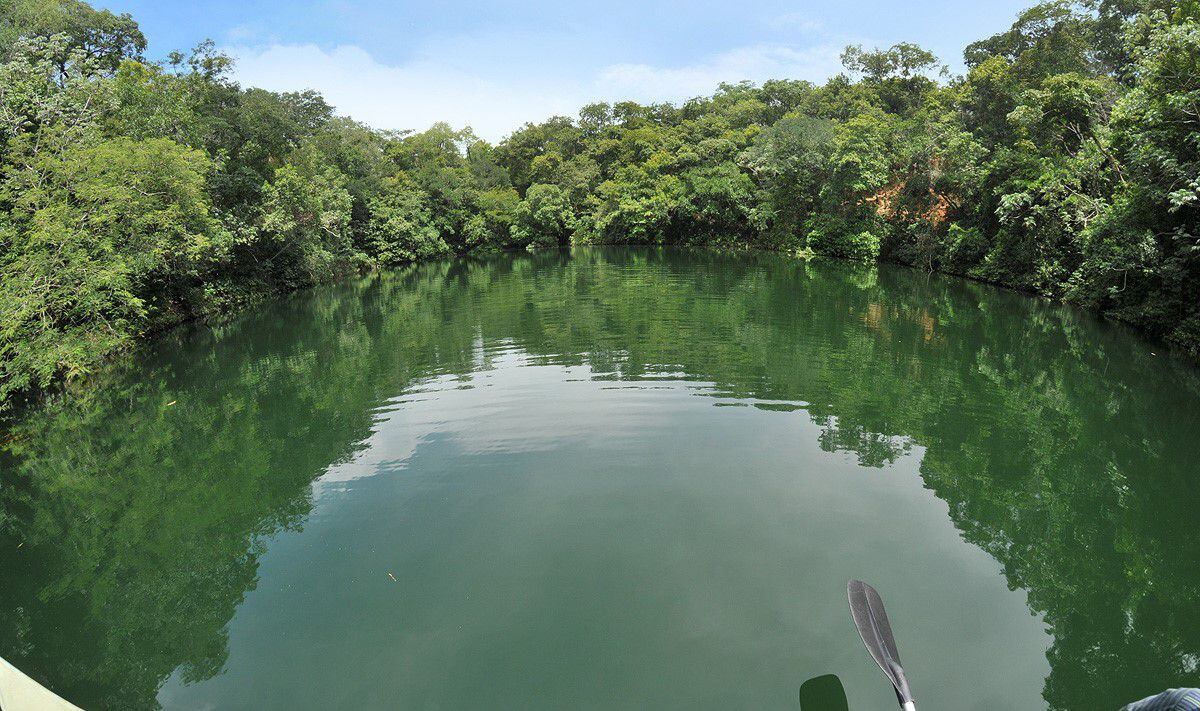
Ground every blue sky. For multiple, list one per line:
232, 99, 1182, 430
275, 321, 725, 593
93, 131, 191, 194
95, 1, 1032, 140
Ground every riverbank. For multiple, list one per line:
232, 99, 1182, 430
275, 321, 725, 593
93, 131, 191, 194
3, 237, 1192, 422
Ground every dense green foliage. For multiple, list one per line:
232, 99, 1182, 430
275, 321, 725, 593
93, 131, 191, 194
2, 0, 1199, 410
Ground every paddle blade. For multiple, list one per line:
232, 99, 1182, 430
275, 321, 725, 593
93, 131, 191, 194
847, 580, 914, 705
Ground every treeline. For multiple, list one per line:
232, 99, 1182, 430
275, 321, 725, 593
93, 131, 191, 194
2, 0, 1199, 411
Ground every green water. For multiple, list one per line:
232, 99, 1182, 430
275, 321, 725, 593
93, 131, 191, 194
2, 248, 1198, 711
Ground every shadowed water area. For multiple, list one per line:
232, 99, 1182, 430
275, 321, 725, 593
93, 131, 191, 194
1, 247, 1198, 710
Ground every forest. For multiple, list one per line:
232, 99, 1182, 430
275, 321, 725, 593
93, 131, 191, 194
1, 0, 1199, 411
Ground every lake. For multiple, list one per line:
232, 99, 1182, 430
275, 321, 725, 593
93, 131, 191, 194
1, 247, 1198, 710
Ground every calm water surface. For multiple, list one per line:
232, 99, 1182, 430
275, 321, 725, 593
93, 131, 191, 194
1, 248, 1198, 710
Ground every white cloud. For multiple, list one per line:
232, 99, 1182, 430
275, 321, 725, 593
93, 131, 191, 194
228, 43, 583, 142
596, 44, 843, 102
227, 40, 844, 143
224, 24, 261, 43
774, 13, 825, 33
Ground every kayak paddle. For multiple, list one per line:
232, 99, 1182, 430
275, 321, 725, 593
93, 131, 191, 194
847, 580, 915, 711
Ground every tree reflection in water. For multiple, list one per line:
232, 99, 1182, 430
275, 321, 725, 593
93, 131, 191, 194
2, 248, 1197, 709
